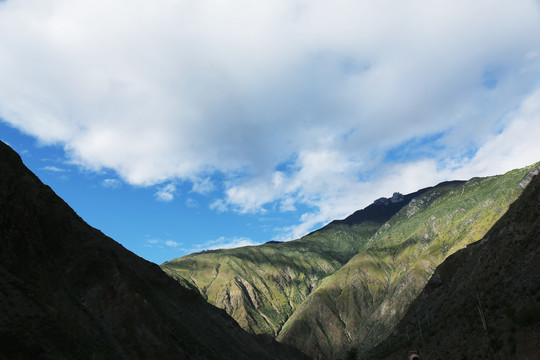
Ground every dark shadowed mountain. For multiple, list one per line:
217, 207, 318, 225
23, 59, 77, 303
367, 167, 540, 360
0, 141, 309, 360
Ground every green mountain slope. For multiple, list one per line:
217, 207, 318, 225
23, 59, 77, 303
368, 167, 540, 360
162, 188, 435, 336
162, 223, 379, 336
276, 164, 539, 360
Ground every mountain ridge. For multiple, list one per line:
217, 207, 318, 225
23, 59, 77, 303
322, 180, 465, 229
161, 181, 459, 336
277, 165, 537, 359
163, 161, 538, 359
367, 166, 540, 360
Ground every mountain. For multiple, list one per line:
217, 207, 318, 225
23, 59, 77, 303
277, 164, 538, 359
162, 159, 537, 360
322, 183, 463, 229
161, 185, 438, 336
0, 141, 308, 360
368, 166, 540, 360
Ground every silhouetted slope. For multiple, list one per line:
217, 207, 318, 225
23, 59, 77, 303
0, 141, 309, 360
368, 168, 540, 360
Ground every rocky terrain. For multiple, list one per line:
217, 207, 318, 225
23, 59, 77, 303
0, 141, 308, 360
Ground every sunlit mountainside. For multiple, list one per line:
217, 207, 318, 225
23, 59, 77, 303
368, 166, 540, 360
163, 163, 539, 359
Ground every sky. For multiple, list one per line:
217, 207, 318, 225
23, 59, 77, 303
1, 0, 540, 264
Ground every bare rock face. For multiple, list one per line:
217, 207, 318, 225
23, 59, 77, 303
0, 141, 309, 360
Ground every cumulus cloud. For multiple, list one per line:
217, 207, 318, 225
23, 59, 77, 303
0, 0, 539, 239
452, 88, 540, 178
155, 183, 177, 202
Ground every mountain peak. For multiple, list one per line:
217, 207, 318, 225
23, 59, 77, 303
374, 192, 404, 205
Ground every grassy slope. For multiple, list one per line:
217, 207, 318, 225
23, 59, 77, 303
162, 223, 379, 336
368, 168, 540, 360
162, 186, 437, 336
276, 164, 538, 360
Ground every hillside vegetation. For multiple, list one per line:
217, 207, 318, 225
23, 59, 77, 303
368, 167, 540, 360
277, 165, 538, 359
163, 221, 382, 335
162, 188, 433, 335
163, 163, 538, 359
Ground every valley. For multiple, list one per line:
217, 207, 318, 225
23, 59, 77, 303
163, 163, 539, 359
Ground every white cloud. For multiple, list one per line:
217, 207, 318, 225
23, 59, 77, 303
209, 199, 228, 213
42, 165, 67, 172
165, 240, 182, 248
145, 238, 184, 251
154, 183, 177, 202
102, 178, 122, 189
185, 198, 199, 208
0, 0, 539, 240
451, 88, 540, 178
197, 236, 259, 251
191, 177, 215, 195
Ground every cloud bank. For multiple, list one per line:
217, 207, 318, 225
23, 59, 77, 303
1, 0, 539, 238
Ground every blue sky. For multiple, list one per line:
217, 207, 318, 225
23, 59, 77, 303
2, 122, 308, 263
1, 0, 540, 264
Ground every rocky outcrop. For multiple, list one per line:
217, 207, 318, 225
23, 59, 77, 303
0, 141, 308, 360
